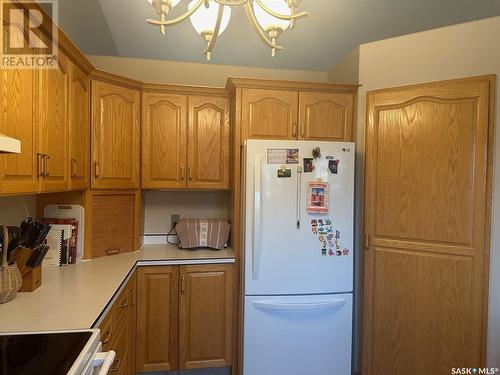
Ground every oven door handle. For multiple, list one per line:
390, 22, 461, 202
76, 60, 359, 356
92, 350, 116, 375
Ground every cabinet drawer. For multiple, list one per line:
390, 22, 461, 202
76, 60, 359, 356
91, 191, 141, 258
109, 322, 129, 375
99, 311, 114, 352
114, 284, 130, 329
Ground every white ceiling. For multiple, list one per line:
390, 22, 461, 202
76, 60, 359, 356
56, 0, 500, 71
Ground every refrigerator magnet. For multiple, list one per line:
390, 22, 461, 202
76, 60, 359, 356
328, 159, 340, 174
277, 168, 292, 178
307, 181, 329, 214
303, 158, 314, 173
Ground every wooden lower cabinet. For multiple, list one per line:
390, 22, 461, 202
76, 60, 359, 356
136, 264, 234, 373
179, 264, 234, 369
98, 272, 137, 375
136, 266, 179, 372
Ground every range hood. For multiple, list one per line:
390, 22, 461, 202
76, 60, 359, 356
0, 134, 21, 154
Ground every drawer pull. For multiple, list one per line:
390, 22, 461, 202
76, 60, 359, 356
71, 159, 77, 177
44, 155, 50, 177
106, 249, 121, 256
94, 161, 100, 178
37, 153, 44, 177
119, 301, 128, 309
109, 358, 121, 373
102, 329, 112, 344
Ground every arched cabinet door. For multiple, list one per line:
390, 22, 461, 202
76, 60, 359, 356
69, 63, 90, 190
141, 93, 187, 189
91, 81, 140, 189
187, 96, 230, 190
36, 50, 70, 192
298, 91, 355, 141
0, 21, 38, 194
242, 88, 299, 140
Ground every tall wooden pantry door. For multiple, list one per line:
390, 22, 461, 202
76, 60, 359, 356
362, 76, 494, 375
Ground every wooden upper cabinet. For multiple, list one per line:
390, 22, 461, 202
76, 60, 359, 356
187, 96, 230, 190
35, 52, 70, 192
0, 25, 37, 195
179, 264, 233, 370
142, 93, 187, 189
92, 81, 140, 189
298, 91, 354, 141
242, 88, 298, 140
137, 266, 179, 373
69, 63, 90, 190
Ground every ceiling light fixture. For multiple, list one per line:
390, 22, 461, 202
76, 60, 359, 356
145, 0, 308, 60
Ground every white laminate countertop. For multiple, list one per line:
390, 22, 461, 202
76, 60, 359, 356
0, 244, 235, 333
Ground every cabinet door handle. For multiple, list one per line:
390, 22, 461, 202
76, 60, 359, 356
181, 276, 186, 293
292, 122, 298, 138
37, 153, 44, 177
94, 161, 100, 178
300, 122, 305, 138
71, 159, 77, 177
105, 248, 120, 256
180, 165, 185, 180
119, 301, 128, 309
102, 329, 112, 344
130, 288, 135, 307
44, 155, 50, 177
188, 166, 193, 181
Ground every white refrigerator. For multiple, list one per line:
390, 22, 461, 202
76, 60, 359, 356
242, 140, 354, 375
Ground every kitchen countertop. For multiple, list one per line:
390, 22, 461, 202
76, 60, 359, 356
0, 244, 235, 333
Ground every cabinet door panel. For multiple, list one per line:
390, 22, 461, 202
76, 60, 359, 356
137, 266, 179, 372
179, 264, 233, 369
187, 96, 229, 190
242, 89, 298, 140
0, 10, 38, 195
36, 52, 69, 192
299, 91, 354, 141
363, 78, 492, 375
142, 93, 187, 189
69, 63, 90, 190
92, 81, 140, 189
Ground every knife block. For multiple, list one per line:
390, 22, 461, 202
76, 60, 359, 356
20, 266, 42, 292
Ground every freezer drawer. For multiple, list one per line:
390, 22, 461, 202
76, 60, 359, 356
243, 293, 352, 375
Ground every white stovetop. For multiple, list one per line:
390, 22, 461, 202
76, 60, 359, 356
0, 244, 234, 333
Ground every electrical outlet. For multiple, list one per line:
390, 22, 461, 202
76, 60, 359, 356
171, 214, 180, 228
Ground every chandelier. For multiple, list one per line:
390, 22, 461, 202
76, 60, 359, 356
145, 0, 308, 60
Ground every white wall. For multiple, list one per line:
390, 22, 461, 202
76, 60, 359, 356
143, 191, 229, 235
327, 47, 360, 84
348, 15, 500, 369
0, 196, 37, 225
87, 55, 329, 87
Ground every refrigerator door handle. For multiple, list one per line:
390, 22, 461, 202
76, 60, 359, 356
252, 153, 262, 280
252, 299, 347, 312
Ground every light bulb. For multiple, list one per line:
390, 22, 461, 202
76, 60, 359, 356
253, 0, 291, 32
188, 0, 231, 36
